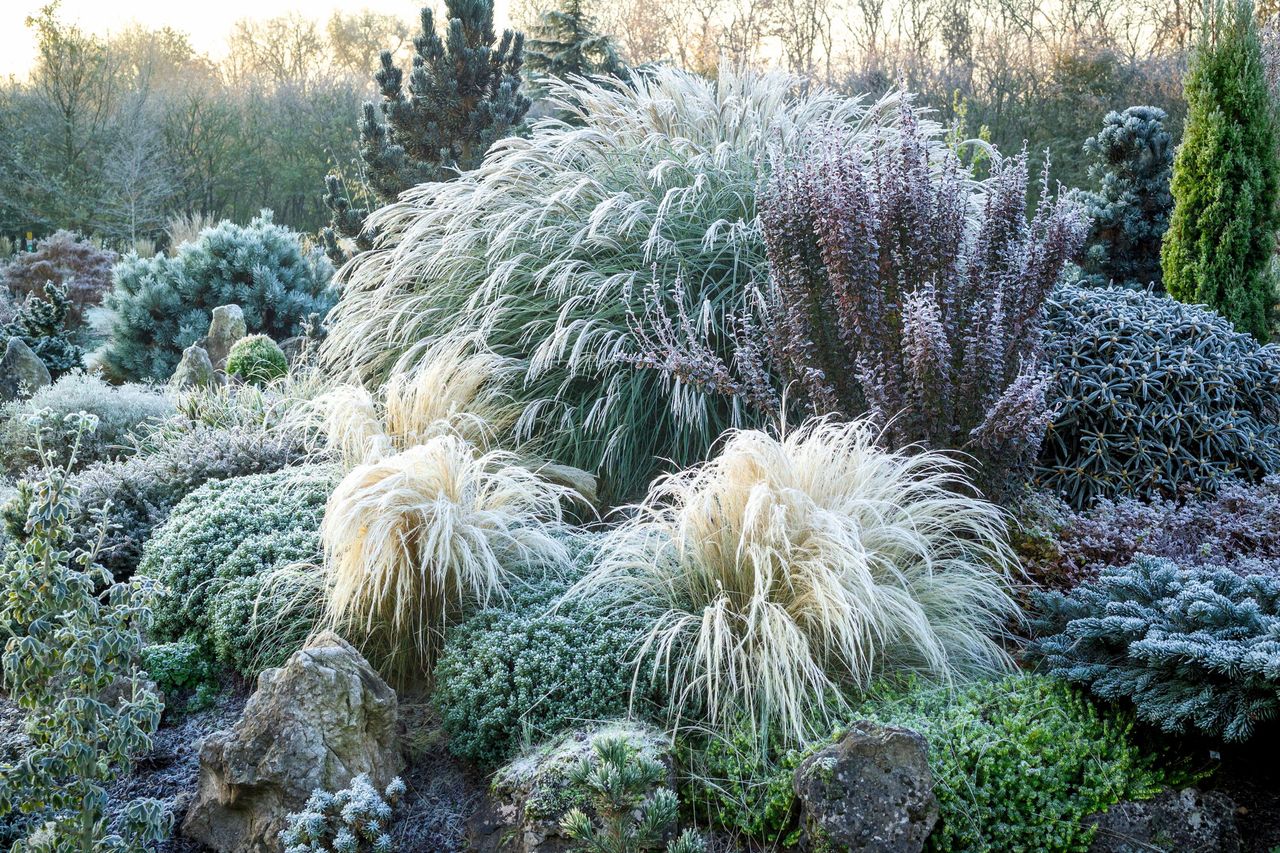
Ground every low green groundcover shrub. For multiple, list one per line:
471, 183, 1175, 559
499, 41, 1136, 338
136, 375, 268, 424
226, 334, 288, 385
687, 675, 1179, 853
1039, 284, 1280, 508
1031, 555, 1280, 742
0, 372, 174, 473
143, 465, 335, 676
433, 536, 649, 768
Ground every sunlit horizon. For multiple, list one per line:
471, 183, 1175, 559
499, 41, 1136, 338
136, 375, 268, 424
0, 0, 514, 79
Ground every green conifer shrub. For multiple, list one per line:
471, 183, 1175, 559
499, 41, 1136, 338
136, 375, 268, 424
1031, 555, 1280, 742
1161, 0, 1280, 341
322, 1, 530, 263
0, 411, 171, 851
100, 213, 336, 382
1038, 283, 1280, 508
2, 278, 83, 378
526, 0, 628, 87
1077, 106, 1174, 291
280, 774, 406, 853
225, 334, 288, 386
142, 465, 335, 677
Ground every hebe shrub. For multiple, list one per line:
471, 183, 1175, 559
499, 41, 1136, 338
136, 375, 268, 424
1031, 556, 1280, 742
143, 465, 335, 676
1038, 283, 1280, 508
433, 539, 646, 768
0, 229, 117, 325
226, 334, 288, 385
100, 212, 336, 382
0, 373, 174, 474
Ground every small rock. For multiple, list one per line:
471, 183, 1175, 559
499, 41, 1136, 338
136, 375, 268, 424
170, 344, 217, 389
486, 721, 673, 853
1087, 787, 1241, 853
0, 337, 51, 400
199, 305, 247, 370
182, 631, 402, 853
793, 721, 938, 852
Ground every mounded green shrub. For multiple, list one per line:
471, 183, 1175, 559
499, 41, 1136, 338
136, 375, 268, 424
687, 675, 1179, 853
433, 538, 648, 768
0, 372, 174, 473
100, 212, 336, 382
225, 334, 288, 385
142, 465, 335, 676
1038, 283, 1280, 508
1031, 555, 1280, 742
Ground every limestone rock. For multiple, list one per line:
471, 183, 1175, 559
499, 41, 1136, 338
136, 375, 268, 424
170, 344, 217, 389
1087, 787, 1240, 853
0, 337, 51, 400
200, 304, 247, 370
486, 721, 673, 853
182, 631, 402, 853
793, 721, 938, 852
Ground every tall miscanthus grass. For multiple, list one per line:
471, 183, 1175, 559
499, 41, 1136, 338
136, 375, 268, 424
321, 66, 956, 500
568, 418, 1019, 749
321, 433, 579, 683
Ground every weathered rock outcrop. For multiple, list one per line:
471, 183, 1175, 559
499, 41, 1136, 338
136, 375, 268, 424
199, 304, 247, 370
793, 721, 938, 852
170, 344, 217, 389
1087, 787, 1240, 853
182, 631, 401, 853
0, 337, 51, 400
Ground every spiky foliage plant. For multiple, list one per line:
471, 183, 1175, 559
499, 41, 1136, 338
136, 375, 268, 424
1077, 106, 1174, 292
100, 212, 337, 382
321, 69, 935, 501
629, 107, 1087, 499
1037, 284, 1280, 508
560, 737, 705, 853
3, 278, 83, 378
0, 229, 116, 325
566, 418, 1019, 750
321, 434, 579, 682
322, 1, 530, 263
0, 412, 170, 851
1031, 555, 1280, 742
1162, 0, 1280, 341
280, 774, 405, 853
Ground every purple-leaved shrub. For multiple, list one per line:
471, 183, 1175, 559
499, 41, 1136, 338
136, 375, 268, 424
627, 106, 1088, 498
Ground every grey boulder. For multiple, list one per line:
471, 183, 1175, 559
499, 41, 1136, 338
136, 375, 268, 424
1087, 787, 1240, 853
200, 304, 247, 370
0, 337, 51, 400
170, 344, 217, 389
793, 721, 938, 852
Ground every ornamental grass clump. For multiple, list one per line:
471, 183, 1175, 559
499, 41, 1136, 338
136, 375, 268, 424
322, 434, 579, 682
321, 66, 933, 500
568, 418, 1019, 749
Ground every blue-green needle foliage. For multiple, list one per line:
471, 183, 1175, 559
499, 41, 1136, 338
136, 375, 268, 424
1032, 555, 1280, 742
1038, 283, 1280, 508
101, 212, 336, 382
280, 774, 405, 853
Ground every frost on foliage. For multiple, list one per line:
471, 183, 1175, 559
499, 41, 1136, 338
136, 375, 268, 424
1032, 555, 1280, 741
280, 774, 406, 853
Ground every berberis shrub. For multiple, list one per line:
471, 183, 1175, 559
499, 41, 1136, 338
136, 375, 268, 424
631, 107, 1087, 497
0, 229, 117, 325
322, 67, 932, 500
434, 539, 646, 767
568, 418, 1018, 750
1039, 283, 1280, 508
1032, 555, 1280, 742
143, 465, 335, 676
100, 212, 336, 382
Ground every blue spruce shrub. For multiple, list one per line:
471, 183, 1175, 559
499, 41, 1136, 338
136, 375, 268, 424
1031, 555, 1280, 741
142, 465, 335, 676
280, 773, 405, 853
1038, 283, 1280, 508
433, 536, 648, 767
100, 212, 336, 382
